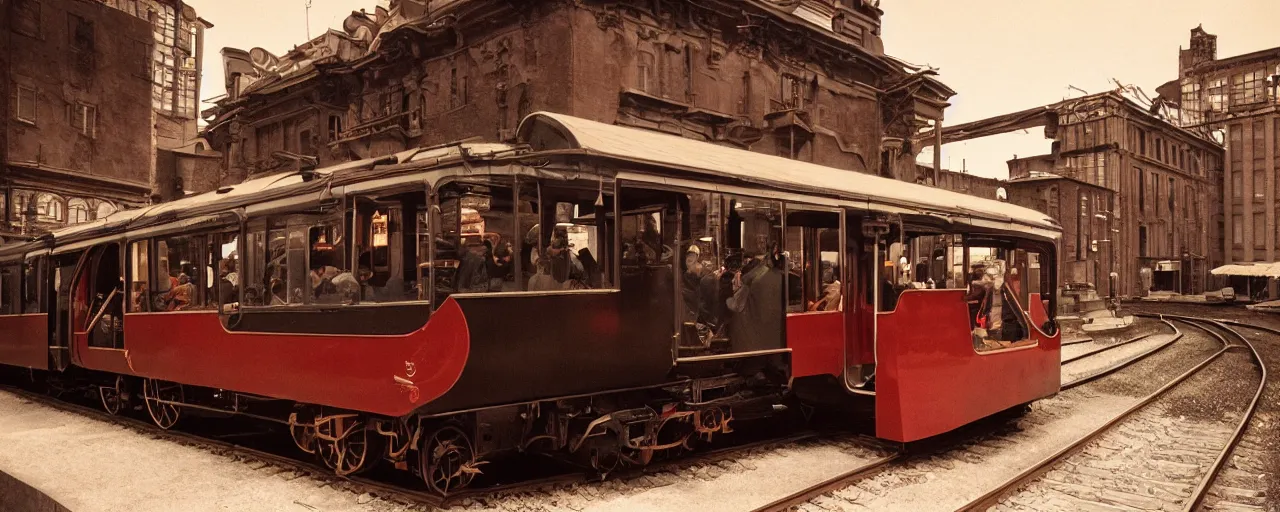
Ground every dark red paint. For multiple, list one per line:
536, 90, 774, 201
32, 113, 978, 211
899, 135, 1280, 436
786, 311, 844, 377
0, 315, 48, 369
874, 289, 1060, 442
74, 299, 471, 417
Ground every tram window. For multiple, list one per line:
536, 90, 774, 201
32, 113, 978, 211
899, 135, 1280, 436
784, 209, 841, 313
23, 258, 43, 314
516, 179, 540, 290
129, 241, 150, 312
243, 227, 269, 307
681, 192, 720, 326
721, 196, 784, 352
434, 180, 517, 302
351, 190, 427, 303
307, 214, 351, 305
212, 231, 239, 310
263, 222, 293, 305
965, 244, 1032, 350
541, 182, 614, 291
153, 235, 202, 312
0, 265, 20, 315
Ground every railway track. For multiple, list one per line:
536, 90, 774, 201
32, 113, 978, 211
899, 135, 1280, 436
958, 315, 1268, 512
749, 316, 1200, 512
0, 379, 858, 510
1059, 318, 1183, 390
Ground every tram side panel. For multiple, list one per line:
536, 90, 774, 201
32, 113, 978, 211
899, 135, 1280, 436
874, 289, 1060, 442
0, 315, 49, 370
786, 312, 844, 378
421, 290, 672, 414
109, 302, 468, 417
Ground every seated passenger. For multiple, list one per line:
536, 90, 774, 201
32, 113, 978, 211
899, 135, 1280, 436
332, 269, 361, 303
162, 274, 195, 311
809, 262, 842, 312
966, 267, 991, 328
484, 240, 514, 292
528, 253, 559, 291
454, 242, 489, 293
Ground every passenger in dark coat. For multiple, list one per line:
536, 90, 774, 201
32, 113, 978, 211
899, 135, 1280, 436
728, 252, 784, 352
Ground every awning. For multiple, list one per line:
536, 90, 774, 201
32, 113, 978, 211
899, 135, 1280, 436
1211, 262, 1280, 278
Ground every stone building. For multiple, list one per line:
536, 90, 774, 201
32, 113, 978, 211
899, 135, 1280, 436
203, 0, 954, 188
1158, 26, 1280, 300
938, 91, 1224, 298
927, 164, 1002, 200
1, 0, 155, 242
92, 0, 217, 202
0, 0, 214, 244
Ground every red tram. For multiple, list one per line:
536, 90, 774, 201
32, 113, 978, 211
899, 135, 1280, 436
0, 112, 1060, 493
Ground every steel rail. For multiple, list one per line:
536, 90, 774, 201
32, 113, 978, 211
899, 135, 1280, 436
1060, 319, 1182, 390
748, 452, 902, 512
954, 314, 1234, 511
1174, 317, 1268, 512
1060, 329, 1165, 365
0, 380, 847, 508
1059, 337, 1094, 347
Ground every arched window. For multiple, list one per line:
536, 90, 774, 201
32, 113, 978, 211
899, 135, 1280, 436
35, 193, 65, 223
96, 201, 119, 220
68, 198, 92, 224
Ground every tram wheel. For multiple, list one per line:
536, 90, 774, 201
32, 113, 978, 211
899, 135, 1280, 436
142, 378, 183, 429
420, 425, 478, 495
98, 375, 127, 415
316, 415, 376, 476
288, 411, 317, 455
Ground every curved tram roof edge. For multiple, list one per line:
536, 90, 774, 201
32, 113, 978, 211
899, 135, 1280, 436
1, 113, 1059, 259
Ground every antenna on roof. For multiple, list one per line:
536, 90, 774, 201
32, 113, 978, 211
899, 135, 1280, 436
305, 0, 313, 39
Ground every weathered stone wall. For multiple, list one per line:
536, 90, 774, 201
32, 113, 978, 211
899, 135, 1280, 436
6, 0, 153, 185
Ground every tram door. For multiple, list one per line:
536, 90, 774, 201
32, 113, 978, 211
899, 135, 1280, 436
843, 213, 879, 388
49, 252, 84, 371
76, 243, 125, 351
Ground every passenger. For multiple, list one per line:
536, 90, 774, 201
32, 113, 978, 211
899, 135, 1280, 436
966, 266, 991, 329
161, 273, 195, 311
309, 259, 341, 297
527, 252, 559, 291
697, 262, 720, 328
809, 261, 842, 311
914, 257, 929, 283
131, 282, 147, 311
454, 241, 489, 293
682, 245, 707, 323
728, 244, 785, 353
484, 240, 514, 292
331, 267, 362, 303
547, 237, 581, 284
716, 250, 744, 336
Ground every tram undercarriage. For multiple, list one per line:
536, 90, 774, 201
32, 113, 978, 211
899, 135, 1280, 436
5, 366, 784, 496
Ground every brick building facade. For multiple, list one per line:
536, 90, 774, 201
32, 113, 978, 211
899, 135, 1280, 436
203, 0, 954, 188
2, 0, 155, 242
1160, 26, 1280, 299
1, 0, 213, 244
940, 91, 1224, 298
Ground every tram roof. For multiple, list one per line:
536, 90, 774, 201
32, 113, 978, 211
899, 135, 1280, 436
517, 112, 1059, 234
16, 112, 1057, 255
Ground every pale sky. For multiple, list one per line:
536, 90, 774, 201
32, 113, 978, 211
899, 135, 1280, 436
190, 0, 1280, 180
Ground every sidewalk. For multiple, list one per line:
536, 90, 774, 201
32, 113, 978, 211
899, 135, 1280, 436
0, 390, 403, 512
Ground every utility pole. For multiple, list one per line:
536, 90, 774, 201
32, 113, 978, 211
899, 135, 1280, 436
305, 0, 313, 40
